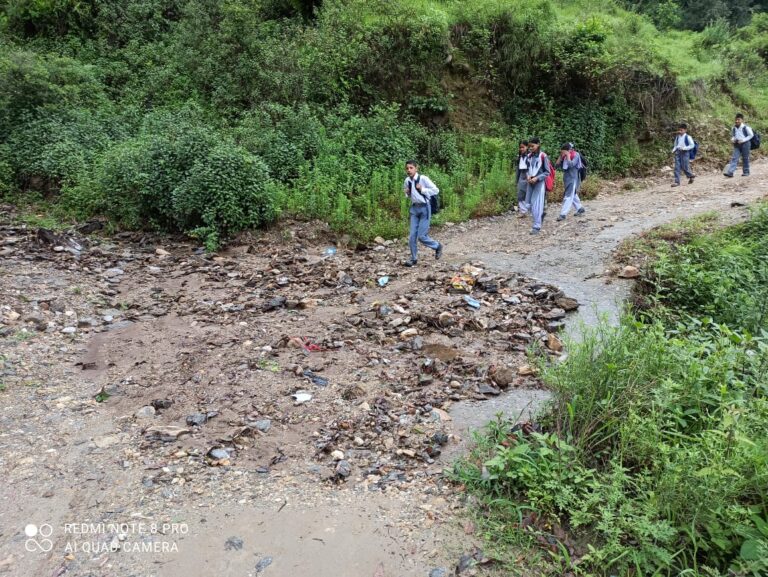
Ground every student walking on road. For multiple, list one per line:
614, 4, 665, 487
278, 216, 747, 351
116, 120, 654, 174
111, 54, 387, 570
671, 123, 696, 187
516, 140, 530, 217
724, 113, 754, 177
403, 160, 443, 267
555, 143, 585, 221
525, 138, 551, 235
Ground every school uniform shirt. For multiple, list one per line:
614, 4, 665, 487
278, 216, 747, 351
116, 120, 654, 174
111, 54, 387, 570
526, 152, 551, 182
517, 154, 528, 181
672, 134, 695, 152
556, 151, 582, 185
732, 125, 754, 143
403, 174, 439, 205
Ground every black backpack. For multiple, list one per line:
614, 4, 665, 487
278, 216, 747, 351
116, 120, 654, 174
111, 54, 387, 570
409, 176, 441, 215
578, 153, 588, 182
429, 193, 441, 215
734, 126, 761, 150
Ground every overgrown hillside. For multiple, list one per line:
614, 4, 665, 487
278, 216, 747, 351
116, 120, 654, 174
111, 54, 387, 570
1, 0, 767, 247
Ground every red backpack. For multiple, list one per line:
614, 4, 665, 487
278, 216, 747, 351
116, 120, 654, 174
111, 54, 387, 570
541, 153, 556, 192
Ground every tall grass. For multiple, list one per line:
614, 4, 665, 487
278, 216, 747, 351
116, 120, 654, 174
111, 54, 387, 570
280, 136, 518, 241
454, 205, 768, 577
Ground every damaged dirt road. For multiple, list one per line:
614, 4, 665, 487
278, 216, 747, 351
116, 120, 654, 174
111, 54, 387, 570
1, 162, 766, 577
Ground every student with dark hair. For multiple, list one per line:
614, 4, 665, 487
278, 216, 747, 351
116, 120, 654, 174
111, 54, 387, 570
555, 143, 585, 221
402, 160, 443, 267
724, 113, 754, 177
524, 138, 551, 235
671, 123, 695, 187
516, 140, 530, 217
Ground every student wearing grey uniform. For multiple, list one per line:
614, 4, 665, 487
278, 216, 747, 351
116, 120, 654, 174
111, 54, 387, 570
403, 160, 443, 267
724, 113, 753, 177
525, 138, 550, 235
671, 123, 695, 187
516, 140, 530, 216
555, 143, 585, 220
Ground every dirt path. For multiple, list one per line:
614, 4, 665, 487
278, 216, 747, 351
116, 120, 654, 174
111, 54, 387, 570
0, 161, 766, 577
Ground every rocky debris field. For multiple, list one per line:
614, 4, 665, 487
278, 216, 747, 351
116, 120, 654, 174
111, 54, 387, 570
2, 216, 575, 482
0, 212, 577, 577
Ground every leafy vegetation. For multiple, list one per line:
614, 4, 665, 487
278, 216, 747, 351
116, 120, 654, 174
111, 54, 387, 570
454, 206, 768, 576
1, 1, 767, 247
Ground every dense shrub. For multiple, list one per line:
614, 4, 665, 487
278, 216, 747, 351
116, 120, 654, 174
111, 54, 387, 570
0, 47, 108, 134
6, 107, 125, 194
60, 108, 276, 248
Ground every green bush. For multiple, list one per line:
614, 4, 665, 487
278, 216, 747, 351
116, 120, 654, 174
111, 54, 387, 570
173, 144, 276, 250
0, 143, 13, 198
62, 108, 277, 248
6, 107, 124, 194
0, 47, 108, 135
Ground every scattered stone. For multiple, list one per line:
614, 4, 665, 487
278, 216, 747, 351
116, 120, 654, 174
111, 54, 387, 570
546, 333, 563, 352
186, 412, 211, 427
207, 448, 231, 466
151, 399, 173, 411
255, 556, 273, 573
145, 426, 191, 442
618, 265, 640, 279
542, 308, 566, 320
429, 569, 447, 577
135, 406, 156, 419
61, 326, 77, 334
490, 367, 516, 387
478, 384, 501, 396
555, 297, 579, 311
224, 536, 243, 551
334, 460, 352, 480
331, 450, 345, 461
517, 365, 537, 376
432, 432, 449, 446
253, 419, 271, 433
93, 435, 121, 448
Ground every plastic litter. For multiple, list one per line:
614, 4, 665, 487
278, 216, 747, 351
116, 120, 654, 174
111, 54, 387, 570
463, 295, 481, 309
378, 276, 389, 287
303, 370, 329, 387
292, 391, 313, 404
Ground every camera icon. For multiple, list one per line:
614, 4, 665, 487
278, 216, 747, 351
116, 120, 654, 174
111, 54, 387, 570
24, 524, 54, 552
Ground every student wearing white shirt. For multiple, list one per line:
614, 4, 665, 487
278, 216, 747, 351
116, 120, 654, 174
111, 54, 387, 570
402, 160, 443, 267
516, 140, 530, 216
724, 113, 754, 177
671, 123, 696, 188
